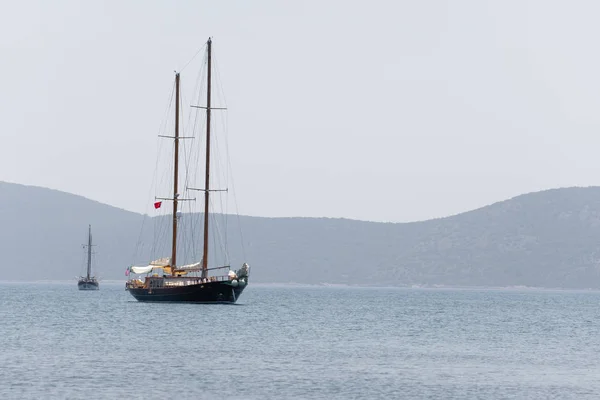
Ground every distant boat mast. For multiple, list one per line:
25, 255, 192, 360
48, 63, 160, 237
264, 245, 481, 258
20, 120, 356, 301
86, 224, 92, 279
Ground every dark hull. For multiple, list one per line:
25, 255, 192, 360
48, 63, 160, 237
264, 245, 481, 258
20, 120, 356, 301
127, 281, 247, 303
78, 280, 99, 290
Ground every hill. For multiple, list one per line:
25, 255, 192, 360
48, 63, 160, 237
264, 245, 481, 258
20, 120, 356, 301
2, 182, 600, 288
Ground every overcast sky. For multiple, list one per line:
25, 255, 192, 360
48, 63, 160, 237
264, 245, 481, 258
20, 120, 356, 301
2, 0, 600, 222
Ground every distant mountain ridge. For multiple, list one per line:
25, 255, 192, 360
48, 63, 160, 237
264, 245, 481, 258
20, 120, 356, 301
2, 181, 600, 289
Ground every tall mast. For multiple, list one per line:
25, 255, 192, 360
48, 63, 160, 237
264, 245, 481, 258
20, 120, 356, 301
202, 38, 212, 276
86, 225, 92, 279
172, 73, 181, 269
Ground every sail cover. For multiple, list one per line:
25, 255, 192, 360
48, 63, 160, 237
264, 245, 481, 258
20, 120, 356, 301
129, 258, 202, 274
178, 262, 201, 270
130, 257, 172, 274
130, 265, 156, 274
150, 257, 171, 266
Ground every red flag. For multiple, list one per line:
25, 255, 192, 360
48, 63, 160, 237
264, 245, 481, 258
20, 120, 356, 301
154, 201, 162, 209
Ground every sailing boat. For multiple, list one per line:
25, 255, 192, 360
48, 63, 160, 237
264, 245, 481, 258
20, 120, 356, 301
125, 38, 250, 303
78, 225, 99, 290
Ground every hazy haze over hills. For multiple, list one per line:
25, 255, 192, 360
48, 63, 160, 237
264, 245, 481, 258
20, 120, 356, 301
3, 182, 600, 289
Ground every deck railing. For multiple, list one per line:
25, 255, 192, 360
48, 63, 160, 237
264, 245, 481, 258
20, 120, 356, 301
126, 273, 232, 289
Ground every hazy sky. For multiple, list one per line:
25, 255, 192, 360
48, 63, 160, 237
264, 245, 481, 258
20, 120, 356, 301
2, 0, 600, 222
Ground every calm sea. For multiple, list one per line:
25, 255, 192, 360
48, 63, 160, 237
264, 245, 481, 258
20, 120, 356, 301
1, 282, 600, 399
